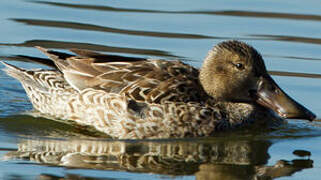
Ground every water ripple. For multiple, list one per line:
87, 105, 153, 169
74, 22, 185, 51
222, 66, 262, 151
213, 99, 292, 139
32, 1, 321, 22
249, 34, 321, 45
0, 40, 179, 58
12, 18, 213, 39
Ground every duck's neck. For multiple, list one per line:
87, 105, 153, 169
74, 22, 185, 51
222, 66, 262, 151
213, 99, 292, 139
199, 53, 232, 101
218, 102, 255, 124
217, 101, 284, 128
199, 54, 218, 98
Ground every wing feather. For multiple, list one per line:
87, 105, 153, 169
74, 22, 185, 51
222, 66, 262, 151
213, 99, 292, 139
37, 47, 207, 103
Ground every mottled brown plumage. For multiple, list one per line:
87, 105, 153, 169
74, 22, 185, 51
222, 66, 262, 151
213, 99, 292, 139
36, 46, 206, 104
2, 40, 315, 139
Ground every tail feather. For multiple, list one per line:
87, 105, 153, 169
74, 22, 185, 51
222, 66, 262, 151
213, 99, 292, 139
1, 61, 29, 81
35, 46, 100, 91
35, 46, 71, 72
1, 61, 52, 92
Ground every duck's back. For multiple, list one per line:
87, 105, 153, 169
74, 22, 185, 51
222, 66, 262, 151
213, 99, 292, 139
37, 47, 209, 104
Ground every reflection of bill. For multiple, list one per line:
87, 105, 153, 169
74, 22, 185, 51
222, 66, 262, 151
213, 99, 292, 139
3, 138, 312, 179
197, 159, 313, 180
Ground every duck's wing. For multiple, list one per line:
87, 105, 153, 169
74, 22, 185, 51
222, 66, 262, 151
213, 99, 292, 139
37, 47, 206, 103
70, 48, 146, 62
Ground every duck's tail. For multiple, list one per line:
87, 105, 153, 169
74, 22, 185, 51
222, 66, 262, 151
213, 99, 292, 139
1, 61, 46, 93
1, 61, 31, 82
1, 61, 67, 93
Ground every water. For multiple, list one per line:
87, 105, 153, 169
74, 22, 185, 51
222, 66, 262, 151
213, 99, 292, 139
0, 0, 321, 179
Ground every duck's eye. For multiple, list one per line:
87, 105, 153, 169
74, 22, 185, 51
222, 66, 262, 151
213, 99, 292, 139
235, 63, 244, 70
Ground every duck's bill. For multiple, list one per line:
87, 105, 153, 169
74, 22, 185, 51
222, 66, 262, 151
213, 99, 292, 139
253, 76, 316, 121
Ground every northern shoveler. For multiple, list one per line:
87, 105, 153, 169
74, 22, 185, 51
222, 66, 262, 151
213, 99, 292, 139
2, 40, 316, 139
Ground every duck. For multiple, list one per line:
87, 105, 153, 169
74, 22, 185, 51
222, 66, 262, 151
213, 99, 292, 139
2, 40, 316, 139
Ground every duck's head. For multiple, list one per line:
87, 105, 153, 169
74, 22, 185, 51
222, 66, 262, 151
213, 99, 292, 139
199, 40, 315, 121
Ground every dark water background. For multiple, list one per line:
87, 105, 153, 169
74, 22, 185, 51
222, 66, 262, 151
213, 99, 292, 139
0, 0, 321, 179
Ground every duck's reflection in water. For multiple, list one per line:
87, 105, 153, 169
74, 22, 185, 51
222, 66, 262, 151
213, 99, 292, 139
3, 138, 312, 180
